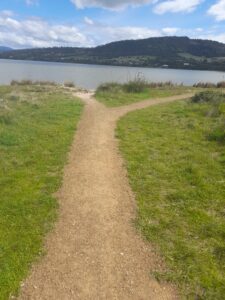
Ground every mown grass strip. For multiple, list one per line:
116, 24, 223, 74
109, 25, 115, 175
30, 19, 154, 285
0, 85, 83, 299
116, 97, 225, 299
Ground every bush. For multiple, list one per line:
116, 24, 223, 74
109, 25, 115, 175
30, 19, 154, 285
147, 81, 176, 88
193, 82, 217, 88
192, 92, 225, 143
64, 81, 75, 88
96, 82, 122, 93
208, 122, 225, 143
11, 80, 33, 86
191, 91, 225, 104
0, 114, 12, 125
11, 80, 57, 86
217, 81, 225, 88
97, 80, 180, 95
123, 78, 148, 93
8, 95, 20, 101
35, 81, 57, 86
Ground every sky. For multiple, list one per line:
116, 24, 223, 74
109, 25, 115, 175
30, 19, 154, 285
0, 0, 225, 48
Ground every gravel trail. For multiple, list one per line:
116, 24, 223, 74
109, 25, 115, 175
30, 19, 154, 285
18, 92, 193, 300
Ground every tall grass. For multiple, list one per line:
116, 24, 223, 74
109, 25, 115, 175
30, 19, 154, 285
97, 80, 182, 94
95, 80, 188, 107
192, 91, 225, 143
193, 81, 225, 88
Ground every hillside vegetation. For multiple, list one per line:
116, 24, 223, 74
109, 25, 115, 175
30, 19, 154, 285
0, 84, 83, 299
1, 37, 225, 71
117, 91, 225, 299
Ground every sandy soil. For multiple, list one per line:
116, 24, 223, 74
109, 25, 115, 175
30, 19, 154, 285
18, 92, 193, 300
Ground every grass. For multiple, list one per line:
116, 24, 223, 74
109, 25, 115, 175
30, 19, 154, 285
116, 94, 225, 299
0, 85, 83, 299
95, 82, 193, 107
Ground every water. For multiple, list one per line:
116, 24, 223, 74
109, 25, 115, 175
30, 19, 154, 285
1, 59, 225, 90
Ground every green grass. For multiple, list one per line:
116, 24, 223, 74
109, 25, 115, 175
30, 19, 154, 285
95, 83, 193, 107
0, 85, 83, 299
116, 98, 225, 299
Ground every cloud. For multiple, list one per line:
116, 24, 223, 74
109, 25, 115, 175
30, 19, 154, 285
200, 32, 225, 43
0, 10, 14, 17
208, 0, 225, 21
154, 0, 203, 14
71, 0, 152, 10
98, 26, 161, 43
0, 13, 89, 48
84, 16, 94, 25
1, 10, 223, 50
26, 0, 39, 5
0, 10, 175, 48
162, 27, 179, 35
81, 17, 163, 43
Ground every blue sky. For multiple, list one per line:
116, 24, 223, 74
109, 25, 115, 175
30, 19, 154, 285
0, 0, 225, 48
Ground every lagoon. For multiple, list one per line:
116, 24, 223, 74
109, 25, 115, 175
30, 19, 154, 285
1, 59, 225, 89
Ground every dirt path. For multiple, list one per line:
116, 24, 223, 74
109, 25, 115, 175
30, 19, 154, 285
18, 92, 193, 300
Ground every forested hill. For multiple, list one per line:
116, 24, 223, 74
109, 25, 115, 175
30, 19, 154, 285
0, 46, 12, 52
1, 36, 225, 71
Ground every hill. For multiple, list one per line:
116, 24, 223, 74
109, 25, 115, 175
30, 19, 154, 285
1, 37, 225, 71
0, 46, 12, 52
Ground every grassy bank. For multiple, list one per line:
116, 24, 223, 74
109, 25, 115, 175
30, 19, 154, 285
95, 81, 194, 107
117, 92, 225, 299
0, 85, 83, 299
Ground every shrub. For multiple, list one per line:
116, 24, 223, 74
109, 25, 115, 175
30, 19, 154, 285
208, 122, 225, 143
8, 95, 20, 101
35, 81, 57, 86
0, 132, 18, 146
97, 80, 180, 95
96, 82, 122, 93
64, 81, 75, 88
191, 91, 225, 104
11, 80, 57, 86
123, 78, 148, 93
147, 81, 176, 88
11, 80, 32, 86
217, 81, 225, 88
192, 92, 225, 143
0, 114, 12, 125
193, 82, 217, 88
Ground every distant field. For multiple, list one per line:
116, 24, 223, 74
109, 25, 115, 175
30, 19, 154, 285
0, 85, 83, 299
117, 95, 225, 299
95, 83, 194, 107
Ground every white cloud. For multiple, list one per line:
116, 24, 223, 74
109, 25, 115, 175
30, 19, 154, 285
71, 0, 152, 10
199, 32, 225, 43
154, 0, 203, 14
195, 27, 203, 32
2, 10, 224, 50
208, 0, 225, 21
0, 13, 89, 48
99, 26, 161, 42
84, 16, 94, 25
0, 10, 170, 48
26, 0, 39, 5
162, 27, 179, 35
0, 10, 14, 17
